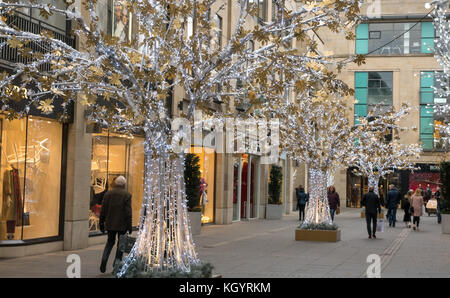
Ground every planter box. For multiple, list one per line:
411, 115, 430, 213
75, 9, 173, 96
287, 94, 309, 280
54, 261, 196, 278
188, 212, 202, 235
442, 214, 450, 234
266, 204, 283, 220
295, 229, 341, 242
361, 211, 384, 219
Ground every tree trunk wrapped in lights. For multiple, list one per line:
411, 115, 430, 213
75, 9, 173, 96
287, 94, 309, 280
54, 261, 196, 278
0, 0, 363, 274
304, 168, 333, 226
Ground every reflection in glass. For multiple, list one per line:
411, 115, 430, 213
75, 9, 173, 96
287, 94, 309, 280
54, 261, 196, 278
368, 22, 422, 55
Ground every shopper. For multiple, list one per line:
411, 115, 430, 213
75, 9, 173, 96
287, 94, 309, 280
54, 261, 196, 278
418, 184, 424, 196
99, 176, 132, 273
361, 186, 382, 239
402, 190, 413, 228
424, 184, 432, 205
435, 187, 442, 224
411, 188, 424, 231
386, 184, 400, 227
296, 185, 309, 221
327, 186, 340, 221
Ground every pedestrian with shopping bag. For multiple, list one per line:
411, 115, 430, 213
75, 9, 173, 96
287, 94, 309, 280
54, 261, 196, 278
99, 176, 132, 273
361, 186, 382, 239
327, 186, 340, 222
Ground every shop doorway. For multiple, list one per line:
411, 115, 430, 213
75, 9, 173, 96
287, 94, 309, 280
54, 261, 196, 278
232, 154, 259, 221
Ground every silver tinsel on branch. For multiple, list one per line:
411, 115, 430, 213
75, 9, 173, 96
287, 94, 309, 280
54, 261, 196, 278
302, 168, 333, 227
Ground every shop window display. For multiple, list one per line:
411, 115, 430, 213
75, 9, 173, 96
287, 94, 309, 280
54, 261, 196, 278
0, 116, 63, 241
190, 147, 215, 224
89, 131, 144, 234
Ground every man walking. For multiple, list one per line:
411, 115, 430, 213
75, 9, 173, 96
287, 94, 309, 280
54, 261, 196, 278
386, 184, 400, 227
362, 186, 382, 239
99, 176, 132, 273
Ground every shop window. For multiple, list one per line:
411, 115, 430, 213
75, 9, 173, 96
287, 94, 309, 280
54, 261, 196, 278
0, 116, 63, 241
89, 131, 144, 234
190, 147, 215, 224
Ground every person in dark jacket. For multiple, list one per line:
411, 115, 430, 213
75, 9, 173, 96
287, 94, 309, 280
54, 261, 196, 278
361, 186, 381, 239
402, 190, 413, 228
296, 185, 309, 221
424, 184, 432, 204
327, 186, 340, 221
435, 187, 441, 224
386, 184, 400, 227
99, 176, 132, 273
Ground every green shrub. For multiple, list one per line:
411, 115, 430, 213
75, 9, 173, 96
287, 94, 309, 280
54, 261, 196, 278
184, 153, 202, 212
268, 165, 283, 205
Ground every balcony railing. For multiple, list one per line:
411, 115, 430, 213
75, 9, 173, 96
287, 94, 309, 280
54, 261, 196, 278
0, 11, 75, 70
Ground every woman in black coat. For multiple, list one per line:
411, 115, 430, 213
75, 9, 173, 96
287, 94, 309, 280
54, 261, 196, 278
402, 190, 413, 228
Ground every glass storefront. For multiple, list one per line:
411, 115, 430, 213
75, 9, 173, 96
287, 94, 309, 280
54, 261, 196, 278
346, 167, 436, 208
0, 116, 63, 241
190, 147, 215, 224
232, 154, 258, 221
89, 130, 144, 234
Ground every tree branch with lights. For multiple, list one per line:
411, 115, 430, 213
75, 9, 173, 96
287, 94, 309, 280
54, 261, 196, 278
348, 105, 423, 197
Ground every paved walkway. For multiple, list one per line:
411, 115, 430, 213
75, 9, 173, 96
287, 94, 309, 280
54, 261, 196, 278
0, 208, 449, 278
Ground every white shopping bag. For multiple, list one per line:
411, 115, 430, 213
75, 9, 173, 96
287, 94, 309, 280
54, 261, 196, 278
376, 219, 384, 232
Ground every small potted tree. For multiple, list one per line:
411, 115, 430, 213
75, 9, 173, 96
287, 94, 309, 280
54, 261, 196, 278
184, 153, 202, 235
440, 162, 450, 234
266, 165, 283, 219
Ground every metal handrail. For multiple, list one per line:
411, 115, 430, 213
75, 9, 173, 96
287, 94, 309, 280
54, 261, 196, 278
0, 10, 75, 69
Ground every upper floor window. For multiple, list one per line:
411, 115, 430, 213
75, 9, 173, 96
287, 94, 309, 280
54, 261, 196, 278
354, 72, 393, 120
96, 0, 132, 42
214, 14, 223, 49
356, 22, 434, 55
13, 0, 69, 36
354, 71, 394, 142
420, 71, 450, 151
248, 0, 267, 23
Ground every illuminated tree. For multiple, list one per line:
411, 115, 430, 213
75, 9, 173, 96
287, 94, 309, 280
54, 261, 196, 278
0, 0, 362, 275
348, 105, 422, 196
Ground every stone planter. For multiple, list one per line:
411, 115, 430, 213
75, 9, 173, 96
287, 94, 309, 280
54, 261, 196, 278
266, 204, 283, 220
441, 214, 450, 234
188, 211, 202, 235
295, 229, 341, 242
